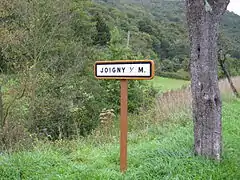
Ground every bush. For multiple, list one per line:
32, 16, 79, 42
29, 73, 106, 140
99, 80, 156, 113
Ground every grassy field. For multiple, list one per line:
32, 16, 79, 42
0, 77, 240, 179
149, 76, 189, 92
0, 99, 239, 179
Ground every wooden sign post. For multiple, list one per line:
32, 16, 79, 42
94, 60, 154, 172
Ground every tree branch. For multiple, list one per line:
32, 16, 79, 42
1, 80, 27, 128
218, 49, 240, 98
211, 0, 230, 15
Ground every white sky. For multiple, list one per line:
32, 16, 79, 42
228, 0, 240, 15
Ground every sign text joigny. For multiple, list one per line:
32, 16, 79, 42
94, 60, 154, 80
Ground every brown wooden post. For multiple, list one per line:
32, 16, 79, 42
120, 79, 128, 172
94, 60, 154, 172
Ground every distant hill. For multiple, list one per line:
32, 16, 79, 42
93, 0, 240, 77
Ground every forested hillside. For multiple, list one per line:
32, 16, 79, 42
94, 0, 240, 78
1, 0, 240, 145
2, 0, 240, 77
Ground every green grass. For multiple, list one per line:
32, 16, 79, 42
149, 76, 189, 92
0, 99, 239, 179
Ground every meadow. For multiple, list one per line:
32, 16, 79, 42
149, 76, 189, 92
0, 77, 240, 179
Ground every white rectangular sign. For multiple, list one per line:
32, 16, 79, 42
94, 60, 154, 80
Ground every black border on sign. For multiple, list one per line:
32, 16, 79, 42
94, 60, 155, 80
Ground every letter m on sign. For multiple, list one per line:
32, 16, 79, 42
138, 67, 144, 73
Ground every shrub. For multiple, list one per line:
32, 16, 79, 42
29, 74, 106, 140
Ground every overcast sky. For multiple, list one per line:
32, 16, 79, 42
228, 0, 240, 15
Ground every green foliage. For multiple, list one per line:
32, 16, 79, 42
221, 11, 240, 59
1, 0, 158, 141
30, 74, 105, 139
0, 0, 106, 140
93, 13, 111, 46
218, 56, 240, 79
138, 18, 154, 34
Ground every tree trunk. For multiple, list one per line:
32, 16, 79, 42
185, 0, 229, 160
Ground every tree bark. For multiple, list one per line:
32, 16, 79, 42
185, 0, 229, 160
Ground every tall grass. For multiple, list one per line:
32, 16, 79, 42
219, 76, 240, 93
155, 76, 240, 122
0, 99, 239, 179
219, 76, 240, 100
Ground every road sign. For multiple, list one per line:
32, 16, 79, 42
94, 60, 154, 80
94, 59, 155, 173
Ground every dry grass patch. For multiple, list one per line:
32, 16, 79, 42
155, 76, 240, 122
219, 76, 240, 98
